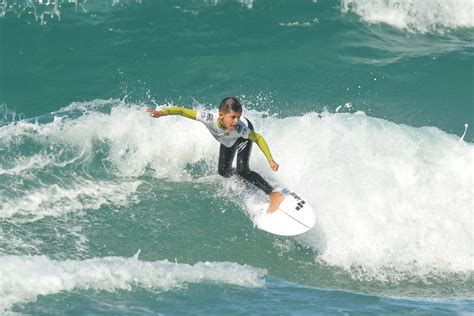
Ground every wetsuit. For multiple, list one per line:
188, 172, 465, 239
160, 106, 274, 194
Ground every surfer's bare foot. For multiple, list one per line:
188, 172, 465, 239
267, 192, 284, 213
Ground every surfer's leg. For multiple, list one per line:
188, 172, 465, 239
235, 138, 274, 195
236, 139, 283, 212
218, 143, 237, 178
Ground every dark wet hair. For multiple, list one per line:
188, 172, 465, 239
219, 97, 242, 114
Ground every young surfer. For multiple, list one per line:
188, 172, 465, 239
146, 96, 284, 213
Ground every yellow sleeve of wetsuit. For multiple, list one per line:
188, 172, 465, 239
160, 107, 197, 120
248, 130, 274, 162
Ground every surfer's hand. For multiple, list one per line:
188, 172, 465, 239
147, 107, 165, 118
269, 160, 279, 171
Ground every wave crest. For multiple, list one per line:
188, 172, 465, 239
0, 254, 266, 310
341, 0, 474, 32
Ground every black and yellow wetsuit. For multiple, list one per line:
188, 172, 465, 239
160, 106, 274, 194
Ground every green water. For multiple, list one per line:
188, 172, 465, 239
0, 0, 473, 314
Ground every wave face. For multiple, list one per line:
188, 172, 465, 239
1, 101, 472, 307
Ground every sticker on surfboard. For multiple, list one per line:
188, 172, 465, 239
254, 188, 316, 236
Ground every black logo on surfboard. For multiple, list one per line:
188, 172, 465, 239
290, 192, 306, 211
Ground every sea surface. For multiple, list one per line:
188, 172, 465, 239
0, 0, 473, 315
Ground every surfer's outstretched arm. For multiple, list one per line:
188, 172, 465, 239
146, 106, 197, 120
248, 130, 279, 171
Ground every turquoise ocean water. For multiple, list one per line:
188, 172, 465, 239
0, 0, 473, 314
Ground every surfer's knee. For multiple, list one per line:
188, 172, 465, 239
236, 165, 251, 179
218, 167, 233, 178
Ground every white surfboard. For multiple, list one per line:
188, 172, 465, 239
253, 189, 316, 236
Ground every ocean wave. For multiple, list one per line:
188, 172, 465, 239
0, 0, 141, 24
0, 253, 266, 311
341, 0, 474, 33
4, 0, 472, 37
276, 111, 473, 279
0, 178, 141, 222
1, 100, 472, 282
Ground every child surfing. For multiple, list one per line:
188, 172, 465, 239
146, 96, 284, 213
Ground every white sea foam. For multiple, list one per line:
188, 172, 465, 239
1, 100, 473, 281
0, 179, 141, 222
0, 105, 143, 225
0, 100, 215, 221
265, 111, 473, 279
0, 254, 266, 311
341, 0, 474, 32
50, 100, 216, 179
0, 154, 51, 175
280, 18, 319, 28
238, 0, 254, 10
0, 0, 141, 24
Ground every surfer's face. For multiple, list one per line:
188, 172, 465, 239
219, 110, 241, 130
